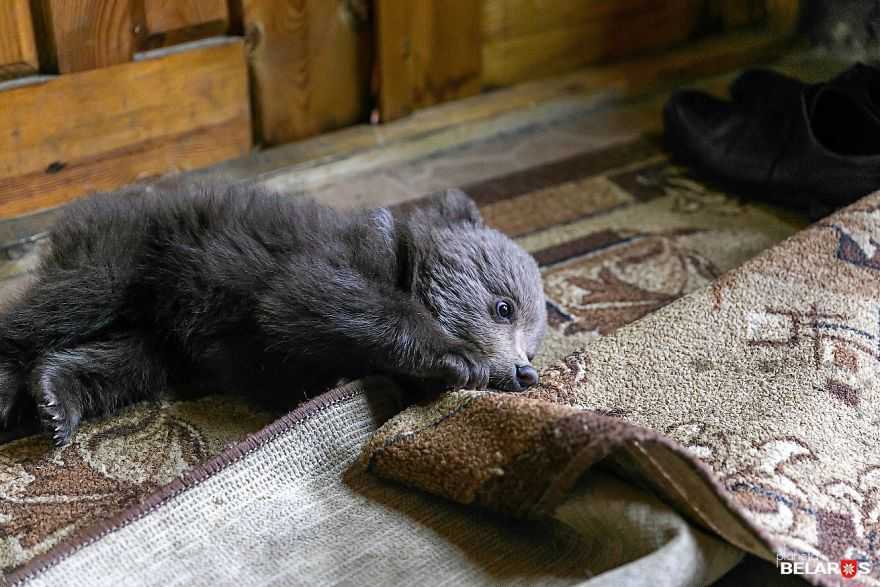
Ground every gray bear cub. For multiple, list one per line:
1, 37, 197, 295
0, 183, 547, 446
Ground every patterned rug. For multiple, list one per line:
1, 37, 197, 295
0, 136, 804, 580
365, 192, 880, 585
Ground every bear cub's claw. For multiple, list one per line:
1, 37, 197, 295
35, 384, 80, 448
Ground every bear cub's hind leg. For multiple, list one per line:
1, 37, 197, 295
29, 337, 167, 446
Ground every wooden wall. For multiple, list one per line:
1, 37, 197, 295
376, 0, 800, 120
376, 0, 482, 121
479, 0, 796, 88
481, 0, 701, 87
237, 0, 373, 145
0, 0, 801, 220
0, 43, 250, 217
0, 1, 252, 218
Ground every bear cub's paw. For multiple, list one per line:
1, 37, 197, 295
435, 352, 490, 391
31, 368, 83, 447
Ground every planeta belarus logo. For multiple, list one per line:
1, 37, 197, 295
778, 554, 871, 578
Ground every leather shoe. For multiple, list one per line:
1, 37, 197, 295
664, 80, 880, 210
729, 63, 880, 113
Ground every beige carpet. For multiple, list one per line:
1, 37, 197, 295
365, 194, 880, 585
0, 136, 806, 584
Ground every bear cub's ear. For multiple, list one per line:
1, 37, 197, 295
417, 188, 483, 228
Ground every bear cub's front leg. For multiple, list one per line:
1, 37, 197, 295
383, 313, 490, 391
259, 270, 490, 394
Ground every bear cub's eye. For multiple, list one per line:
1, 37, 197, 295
495, 300, 515, 322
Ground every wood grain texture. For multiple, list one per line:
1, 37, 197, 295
376, 0, 481, 122
239, 0, 373, 146
141, 0, 229, 49
411, 1, 482, 108
375, 0, 414, 121
0, 0, 38, 80
482, 0, 701, 87
144, 0, 228, 32
38, 0, 135, 73
483, 0, 674, 41
0, 41, 251, 216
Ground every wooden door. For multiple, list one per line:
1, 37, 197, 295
0, 0, 252, 217
0, 0, 379, 219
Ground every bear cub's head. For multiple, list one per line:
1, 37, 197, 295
396, 189, 547, 392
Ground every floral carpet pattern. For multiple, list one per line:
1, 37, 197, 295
365, 195, 880, 586
0, 397, 274, 572
0, 136, 803, 579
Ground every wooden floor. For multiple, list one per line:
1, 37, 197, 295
0, 31, 849, 298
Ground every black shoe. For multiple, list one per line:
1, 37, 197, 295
663, 81, 880, 210
729, 63, 880, 113
729, 68, 805, 109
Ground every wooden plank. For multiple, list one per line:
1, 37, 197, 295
766, 0, 801, 34
483, 0, 685, 42
411, 1, 482, 108
141, 0, 229, 49
0, 40, 251, 216
482, 0, 701, 87
375, 0, 415, 121
0, 0, 38, 80
144, 0, 228, 33
506, 0, 774, 41
239, 0, 373, 146
37, 0, 135, 73
376, 0, 482, 122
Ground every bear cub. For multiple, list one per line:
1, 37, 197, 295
0, 183, 547, 446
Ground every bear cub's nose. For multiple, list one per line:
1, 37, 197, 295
515, 364, 539, 389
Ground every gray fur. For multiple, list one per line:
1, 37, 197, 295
0, 183, 546, 446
